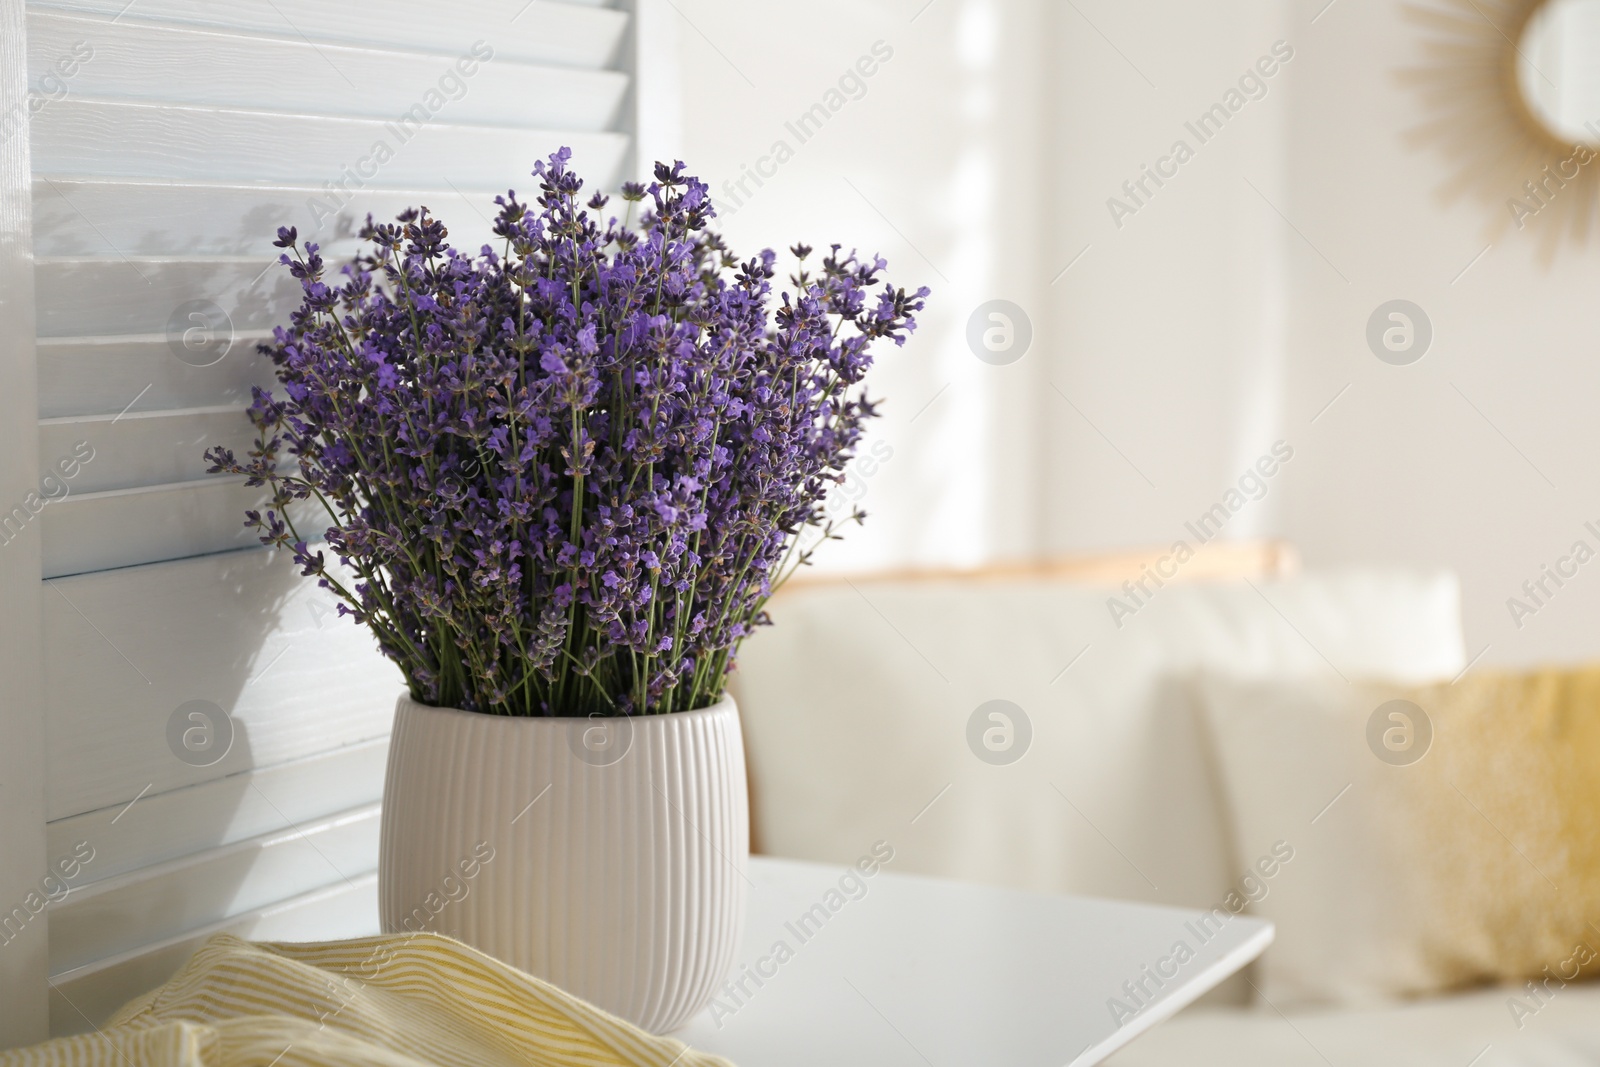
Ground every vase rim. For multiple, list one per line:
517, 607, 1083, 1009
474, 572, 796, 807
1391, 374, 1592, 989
394, 691, 738, 722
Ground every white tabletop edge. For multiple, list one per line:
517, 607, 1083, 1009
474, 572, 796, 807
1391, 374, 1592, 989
1068, 919, 1275, 1067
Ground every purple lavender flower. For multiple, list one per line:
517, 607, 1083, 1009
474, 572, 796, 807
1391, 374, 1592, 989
207, 151, 928, 716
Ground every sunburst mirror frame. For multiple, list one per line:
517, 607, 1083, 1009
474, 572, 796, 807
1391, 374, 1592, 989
1404, 0, 1600, 249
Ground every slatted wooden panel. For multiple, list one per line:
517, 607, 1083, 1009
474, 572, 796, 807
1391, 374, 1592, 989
27, 10, 629, 130
28, 0, 639, 1032
40, 407, 258, 493
52, 803, 380, 974
0, 0, 50, 1043
44, 480, 287, 575
42, 549, 400, 823
49, 876, 379, 1034
29, 0, 629, 67
45, 737, 388, 883
36, 101, 626, 187
33, 5, 630, 578
36, 333, 274, 418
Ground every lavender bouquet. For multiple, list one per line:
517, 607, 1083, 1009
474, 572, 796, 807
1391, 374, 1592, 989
208, 151, 927, 717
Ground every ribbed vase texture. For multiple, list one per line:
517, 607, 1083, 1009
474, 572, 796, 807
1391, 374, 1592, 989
378, 694, 749, 1033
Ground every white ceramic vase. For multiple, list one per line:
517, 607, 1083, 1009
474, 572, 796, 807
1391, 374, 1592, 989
378, 693, 749, 1033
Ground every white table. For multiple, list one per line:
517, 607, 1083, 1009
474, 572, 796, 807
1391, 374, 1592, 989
676, 857, 1272, 1066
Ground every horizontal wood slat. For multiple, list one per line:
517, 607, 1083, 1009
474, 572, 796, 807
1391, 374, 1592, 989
28, 0, 628, 69
32, 98, 629, 191
49, 875, 379, 1035
43, 547, 400, 821
32, 178, 511, 259
50, 803, 380, 974
37, 333, 275, 418
46, 737, 389, 886
35, 256, 291, 339
28, 11, 629, 131
40, 406, 252, 493
41, 478, 277, 577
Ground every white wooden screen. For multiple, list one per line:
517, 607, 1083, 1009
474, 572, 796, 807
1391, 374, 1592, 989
0, 0, 51, 1044
0, 0, 653, 1042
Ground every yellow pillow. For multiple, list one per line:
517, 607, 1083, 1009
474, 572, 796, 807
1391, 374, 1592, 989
1198, 666, 1600, 1007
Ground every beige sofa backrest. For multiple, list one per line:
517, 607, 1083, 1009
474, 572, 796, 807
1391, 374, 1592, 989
730, 559, 1464, 911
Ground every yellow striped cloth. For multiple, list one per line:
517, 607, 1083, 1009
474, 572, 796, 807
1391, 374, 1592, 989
7, 933, 734, 1066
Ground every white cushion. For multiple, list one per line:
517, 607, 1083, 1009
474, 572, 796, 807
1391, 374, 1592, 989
730, 568, 1464, 913
1106, 984, 1600, 1066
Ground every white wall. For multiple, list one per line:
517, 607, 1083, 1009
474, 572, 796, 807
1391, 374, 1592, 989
1043, 0, 1291, 551
1274, 0, 1600, 667
666, 0, 1600, 667
660, 0, 1050, 573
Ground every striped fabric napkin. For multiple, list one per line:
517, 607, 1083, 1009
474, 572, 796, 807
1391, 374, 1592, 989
8, 933, 733, 1066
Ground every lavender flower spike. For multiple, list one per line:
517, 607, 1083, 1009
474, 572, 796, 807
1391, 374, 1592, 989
206, 151, 929, 717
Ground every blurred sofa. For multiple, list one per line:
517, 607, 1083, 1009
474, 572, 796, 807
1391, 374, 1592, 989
728, 552, 1600, 1064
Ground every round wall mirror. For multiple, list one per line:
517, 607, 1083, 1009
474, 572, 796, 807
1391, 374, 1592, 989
1405, 0, 1600, 248
1517, 0, 1600, 146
